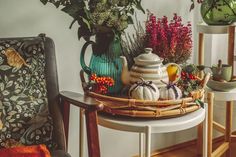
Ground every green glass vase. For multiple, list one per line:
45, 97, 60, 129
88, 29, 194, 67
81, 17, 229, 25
201, 0, 236, 25
80, 32, 123, 94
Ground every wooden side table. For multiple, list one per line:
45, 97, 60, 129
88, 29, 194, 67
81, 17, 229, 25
197, 24, 235, 157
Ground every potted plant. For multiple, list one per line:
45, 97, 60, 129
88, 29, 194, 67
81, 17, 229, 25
190, 0, 236, 25
40, 0, 145, 94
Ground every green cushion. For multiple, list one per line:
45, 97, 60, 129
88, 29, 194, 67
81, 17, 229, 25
0, 37, 53, 148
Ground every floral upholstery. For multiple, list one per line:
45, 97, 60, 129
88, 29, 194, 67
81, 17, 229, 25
0, 36, 53, 148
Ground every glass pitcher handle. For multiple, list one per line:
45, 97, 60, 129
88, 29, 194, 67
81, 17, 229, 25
80, 41, 95, 75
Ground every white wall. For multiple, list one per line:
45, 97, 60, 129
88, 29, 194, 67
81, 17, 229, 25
1, 1, 233, 157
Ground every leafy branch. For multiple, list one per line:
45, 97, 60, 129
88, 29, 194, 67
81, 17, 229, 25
40, 0, 145, 40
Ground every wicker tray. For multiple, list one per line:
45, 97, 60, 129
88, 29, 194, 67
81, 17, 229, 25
80, 70, 210, 119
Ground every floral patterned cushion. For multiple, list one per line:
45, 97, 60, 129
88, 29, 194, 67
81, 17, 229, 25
0, 37, 53, 148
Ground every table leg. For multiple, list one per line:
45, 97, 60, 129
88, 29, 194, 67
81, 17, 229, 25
139, 133, 144, 157
197, 123, 203, 157
228, 26, 235, 75
198, 33, 204, 78
225, 101, 233, 157
207, 93, 214, 157
145, 126, 151, 157
80, 109, 84, 157
203, 103, 208, 157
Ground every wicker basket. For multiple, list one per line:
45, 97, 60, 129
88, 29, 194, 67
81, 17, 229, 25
80, 70, 210, 118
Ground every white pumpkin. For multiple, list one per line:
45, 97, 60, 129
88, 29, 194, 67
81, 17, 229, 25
129, 78, 159, 101
159, 84, 182, 100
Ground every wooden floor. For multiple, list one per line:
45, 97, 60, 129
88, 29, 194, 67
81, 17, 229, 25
152, 141, 236, 157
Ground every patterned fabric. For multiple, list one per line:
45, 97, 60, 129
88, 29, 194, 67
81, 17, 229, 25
0, 37, 53, 148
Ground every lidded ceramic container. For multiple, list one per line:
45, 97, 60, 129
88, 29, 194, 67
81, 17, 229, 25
120, 48, 181, 88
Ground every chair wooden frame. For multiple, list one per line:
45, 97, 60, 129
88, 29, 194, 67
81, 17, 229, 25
60, 91, 103, 157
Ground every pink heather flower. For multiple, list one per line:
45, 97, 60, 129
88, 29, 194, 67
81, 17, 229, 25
145, 13, 192, 64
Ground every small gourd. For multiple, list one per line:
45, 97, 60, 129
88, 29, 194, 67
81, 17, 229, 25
159, 83, 182, 100
129, 78, 159, 100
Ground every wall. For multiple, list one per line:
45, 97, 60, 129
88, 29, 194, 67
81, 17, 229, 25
1, 1, 234, 157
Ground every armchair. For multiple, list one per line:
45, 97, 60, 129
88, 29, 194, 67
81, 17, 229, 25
0, 34, 70, 157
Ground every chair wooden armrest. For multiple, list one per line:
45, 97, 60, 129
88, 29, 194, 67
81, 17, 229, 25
59, 91, 102, 157
59, 91, 103, 110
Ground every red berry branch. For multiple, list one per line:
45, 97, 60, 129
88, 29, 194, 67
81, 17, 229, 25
178, 64, 201, 97
90, 74, 115, 94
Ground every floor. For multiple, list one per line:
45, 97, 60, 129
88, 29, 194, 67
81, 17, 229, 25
152, 141, 236, 157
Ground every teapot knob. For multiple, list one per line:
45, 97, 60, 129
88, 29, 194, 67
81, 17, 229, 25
144, 48, 153, 54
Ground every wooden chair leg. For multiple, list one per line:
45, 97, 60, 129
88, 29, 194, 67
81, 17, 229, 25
225, 101, 233, 157
79, 109, 84, 157
85, 109, 101, 157
62, 100, 70, 151
207, 92, 214, 157
197, 123, 203, 157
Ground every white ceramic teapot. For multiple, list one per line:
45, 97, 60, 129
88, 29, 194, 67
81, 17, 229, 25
120, 48, 181, 88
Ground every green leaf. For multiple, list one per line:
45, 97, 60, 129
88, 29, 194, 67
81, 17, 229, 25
61, 5, 82, 18
37, 99, 44, 104
0, 65, 11, 71
81, 16, 91, 30
127, 16, 133, 24
135, 1, 145, 14
0, 83, 4, 91
77, 26, 91, 41
10, 96, 19, 101
189, 3, 195, 11
2, 90, 10, 96
17, 101, 25, 105
9, 119, 15, 123
14, 89, 21, 94
8, 111, 17, 116
196, 99, 205, 108
4, 75, 8, 82
12, 67, 18, 73
40, 0, 48, 5
69, 19, 77, 29
6, 81, 13, 88
54, 1, 61, 8
129, 8, 134, 15
3, 102, 10, 106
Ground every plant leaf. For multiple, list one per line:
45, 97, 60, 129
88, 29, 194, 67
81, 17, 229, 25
54, 1, 61, 8
40, 0, 48, 5
189, 3, 195, 11
135, 1, 145, 14
61, 5, 81, 18
0, 65, 11, 71
127, 16, 133, 24
81, 16, 91, 31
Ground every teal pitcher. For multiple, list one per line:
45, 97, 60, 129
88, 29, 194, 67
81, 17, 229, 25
80, 32, 123, 94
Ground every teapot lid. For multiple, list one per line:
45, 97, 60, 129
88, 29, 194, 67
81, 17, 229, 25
134, 48, 163, 65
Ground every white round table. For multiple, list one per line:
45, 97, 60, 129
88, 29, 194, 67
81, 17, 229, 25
98, 106, 207, 157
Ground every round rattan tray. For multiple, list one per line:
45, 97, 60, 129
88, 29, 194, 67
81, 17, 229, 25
80, 70, 210, 119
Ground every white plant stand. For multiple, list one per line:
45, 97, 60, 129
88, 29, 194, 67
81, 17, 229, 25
197, 23, 235, 157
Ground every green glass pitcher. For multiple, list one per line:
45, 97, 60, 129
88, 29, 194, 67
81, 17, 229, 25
80, 32, 123, 94
201, 0, 236, 25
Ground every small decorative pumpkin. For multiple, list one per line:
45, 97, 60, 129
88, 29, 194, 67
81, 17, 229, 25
159, 83, 182, 100
129, 78, 159, 100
